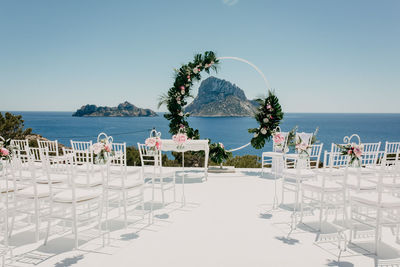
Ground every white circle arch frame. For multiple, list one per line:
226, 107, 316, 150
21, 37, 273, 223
217, 56, 271, 93
216, 56, 271, 152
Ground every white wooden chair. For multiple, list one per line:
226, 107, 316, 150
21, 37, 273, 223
43, 151, 105, 249
361, 142, 381, 167
350, 166, 400, 255
0, 160, 13, 266
70, 140, 102, 187
10, 139, 29, 164
300, 149, 348, 232
138, 143, 176, 212
381, 142, 400, 167
107, 142, 148, 227
37, 139, 62, 165
8, 148, 51, 242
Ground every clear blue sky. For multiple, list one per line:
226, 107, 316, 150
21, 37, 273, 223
1, 0, 399, 113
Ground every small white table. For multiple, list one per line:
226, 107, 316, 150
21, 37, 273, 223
161, 139, 209, 205
160, 139, 209, 179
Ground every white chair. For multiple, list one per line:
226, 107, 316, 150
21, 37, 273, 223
107, 142, 148, 227
70, 141, 102, 187
8, 148, 51, 242
285, 131, 314, 169
309, 143, 324, 169
0, 160, 13, 266
37, 139, 63, 165
300, 150, 347, 232
350, 167, 400, 255
138, 143, 176, 211
381, 142, 400, 167
361, 142, 381, 167
43, 151, 105, 249
261, 128, 290, 209
10, 139, 29, 163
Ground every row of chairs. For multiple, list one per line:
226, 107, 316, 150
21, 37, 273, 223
263, 131, 400, 256
0, 137, 177, 265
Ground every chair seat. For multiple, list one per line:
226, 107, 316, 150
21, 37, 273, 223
143, 170, 175, 179
108, 179, 142, 190
0, 180, 27, 193
351, 192, 400, 208
17, 184, 51, 198
302, 179, 343, 192
36, 173, 67, 184
316, 168, 345, 176
262, 152, 284, 158
74, 175, 103, 187
54, 188, 101, 203
337, 175, 376, 191
283, 168, 315, 177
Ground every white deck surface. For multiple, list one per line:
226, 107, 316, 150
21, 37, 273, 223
8, 167, 400, 267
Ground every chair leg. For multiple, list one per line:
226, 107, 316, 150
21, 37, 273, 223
319, 192, 324, 232
122, 190, 128, 228
34, 199, 40, 242
72, 205, 78, 249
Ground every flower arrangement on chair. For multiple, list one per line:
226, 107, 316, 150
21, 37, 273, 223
209, 142, 232, 169
295, 136, 311, 158
145, 128, 162, 155
336, 143, 363, 166
92, 134, 114, 164
0, 136, 14, 167
272, 131, 288, 153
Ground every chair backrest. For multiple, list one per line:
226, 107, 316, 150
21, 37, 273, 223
111, 142, 126, 167
38, 139, 59, 157
70, 140, 93, 164
324, 143, 349, 168
29, 147, 42, 163
383, 141, 400, 166
10, 139, 30, 160
361, 142, 381, 167
296, 132, 313, 145
137, 143, 162, 171
309, 143, 323, 169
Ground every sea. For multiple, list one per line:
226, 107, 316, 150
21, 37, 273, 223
4, 112, 400, 156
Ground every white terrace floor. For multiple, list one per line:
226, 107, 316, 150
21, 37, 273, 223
8, 167, 400, 267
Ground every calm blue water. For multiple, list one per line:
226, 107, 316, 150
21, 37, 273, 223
4, 112, 400, 156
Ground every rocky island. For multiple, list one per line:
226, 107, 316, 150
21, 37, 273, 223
72, 101, 157, 117
185, 76, 258, 117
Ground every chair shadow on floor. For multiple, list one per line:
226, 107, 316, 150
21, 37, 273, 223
54, 254, 85, 267
274, 235, 300, 245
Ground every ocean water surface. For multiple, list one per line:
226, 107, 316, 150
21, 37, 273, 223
4, 112, 400, 156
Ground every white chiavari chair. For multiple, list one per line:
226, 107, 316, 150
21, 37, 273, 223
107, 142, 148, 227
43, 150, 106, 249
138, 143, 176, 214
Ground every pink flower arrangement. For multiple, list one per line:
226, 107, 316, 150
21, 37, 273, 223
219, 142, 224, 149
273, 133, 285, 145
173, 133, 187, 145
92, 138, 115, 164
337, 143, 364, 165
0, 147, 9, 156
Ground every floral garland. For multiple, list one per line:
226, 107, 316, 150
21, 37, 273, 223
248, 91, 284, 149
159, 51, 219, 139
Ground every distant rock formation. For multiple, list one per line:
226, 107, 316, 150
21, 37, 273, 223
72, 101, 158, 117
185, 77, 258, 117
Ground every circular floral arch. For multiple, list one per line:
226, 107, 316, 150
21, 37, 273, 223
158, 51, 283, 149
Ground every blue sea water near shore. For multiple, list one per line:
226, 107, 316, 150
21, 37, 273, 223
4, 112, 400, 156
